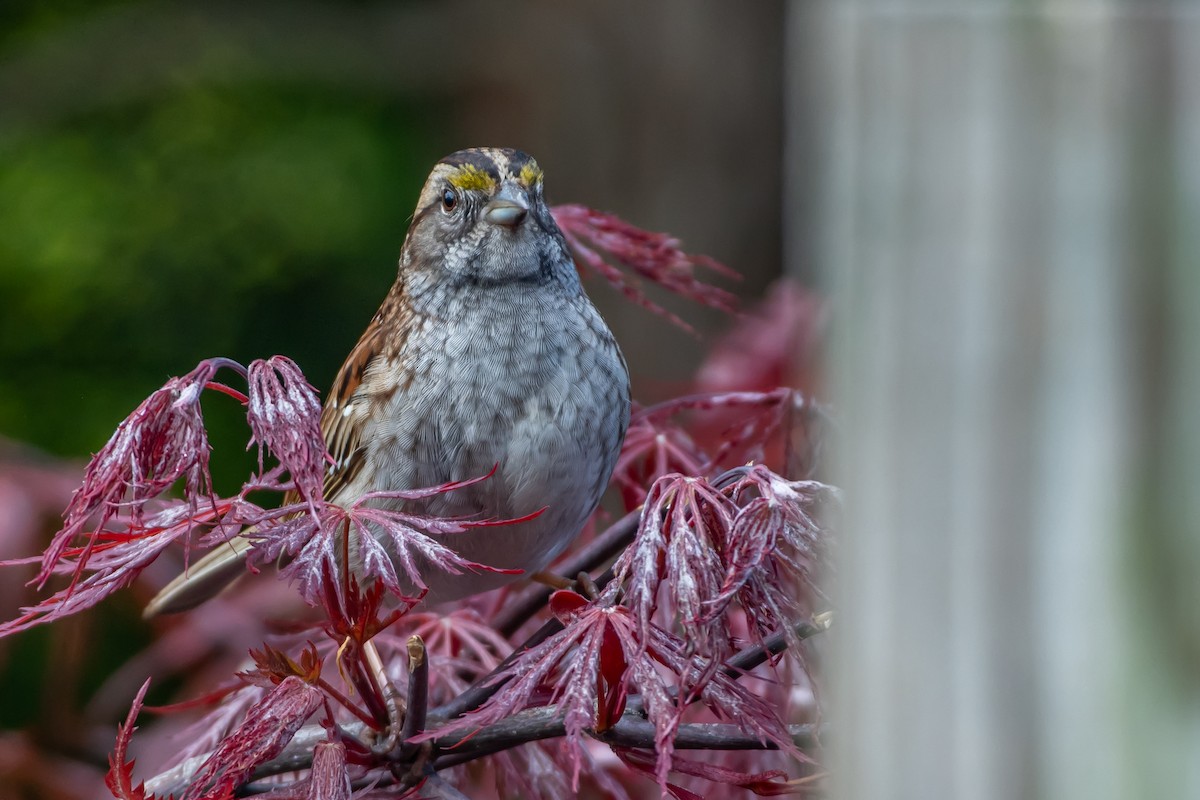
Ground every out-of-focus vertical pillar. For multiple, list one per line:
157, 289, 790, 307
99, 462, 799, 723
786, 2, 1200, 798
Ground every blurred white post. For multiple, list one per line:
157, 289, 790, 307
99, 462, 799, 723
787, 2, 1200, 798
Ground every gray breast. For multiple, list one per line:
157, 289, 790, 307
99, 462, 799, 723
355, 283, 629, 603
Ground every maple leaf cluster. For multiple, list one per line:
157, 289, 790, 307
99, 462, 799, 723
0, 209, 833, 799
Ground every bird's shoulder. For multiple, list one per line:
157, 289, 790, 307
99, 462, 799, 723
319, 282, 415, 500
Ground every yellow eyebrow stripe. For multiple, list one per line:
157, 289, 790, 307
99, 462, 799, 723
447, 164, 497, 191
519, 161, 543, 187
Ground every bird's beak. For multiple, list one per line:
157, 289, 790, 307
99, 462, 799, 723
484, 188, 529, 228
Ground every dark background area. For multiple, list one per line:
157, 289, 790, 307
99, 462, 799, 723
0, 0, 787, 476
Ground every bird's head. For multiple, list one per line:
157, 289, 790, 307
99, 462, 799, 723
402, 147, 572, 288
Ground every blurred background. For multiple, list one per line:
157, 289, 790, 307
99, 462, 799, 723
798, 4, 1200, 800
4, 1, 1200, 799
0, 0, 788, 475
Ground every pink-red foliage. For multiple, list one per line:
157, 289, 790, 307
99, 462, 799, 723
613, 390, 803, 509
179, 676, 324, 800
247, 471, 532, 608
424, 583, 804, 792
617, 749, 797, 800
245, 356, 327, 507
0, 363, 533, 635
553, 204, 739, 335
0, 210, 833, 800
106, 679, 156, 800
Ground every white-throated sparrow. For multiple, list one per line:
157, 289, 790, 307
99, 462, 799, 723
145, 147, 631, 615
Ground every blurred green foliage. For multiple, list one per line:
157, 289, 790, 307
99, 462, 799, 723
0, 19, 446, 493
0, 2, 448, 739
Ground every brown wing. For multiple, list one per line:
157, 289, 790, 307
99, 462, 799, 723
287, 281, 411, 506
318, 320, 382, 501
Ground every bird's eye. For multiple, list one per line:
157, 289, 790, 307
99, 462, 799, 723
441, 187, 458, 213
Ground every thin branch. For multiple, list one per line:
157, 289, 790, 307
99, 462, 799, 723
428, 616, 564, 723
237, 711, 820, 794
363, 638, 404, 754
430, 558, 617, 723
434, 563, 631, 725
401, 635, 429, 742
343, 639, 390, 730
598, 719, 819, 752
493, 508, 641, 637
432, 708, 819, 770
431, 705, 566, 768
622, 613, 831, 719
724, 614, 831, 678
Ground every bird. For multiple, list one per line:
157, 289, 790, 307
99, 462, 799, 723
145, 147, 631, 616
